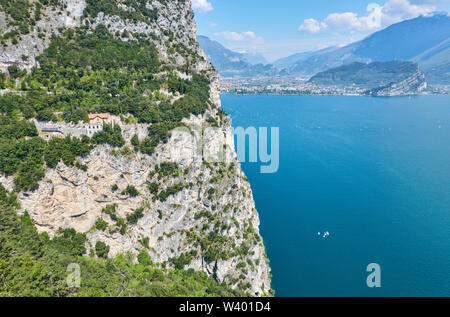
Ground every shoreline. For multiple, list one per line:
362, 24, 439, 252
220, 91, 450, 97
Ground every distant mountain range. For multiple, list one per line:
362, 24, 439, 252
412, 38, 450, 85
308, 61, 427, 96
278, 13, 450, 84
197, 35, 277, 78
272, 46, 338, 70
199, 13, 450, 84
240, 52, 268, 65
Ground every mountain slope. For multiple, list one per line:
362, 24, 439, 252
197, 35, 247, 70
0, 0, 271, 297
412, 38, 450, 84
308, 61, 427, 95
289, 13, 450, 84
289, 43, 367, 76
0, 201, 244, 296
354, 13, 450, 62
241, 52, 268, 65
273, 46, 338, 70
197, 35, 278, 77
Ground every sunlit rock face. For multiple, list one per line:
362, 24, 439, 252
0, 0, 271, 296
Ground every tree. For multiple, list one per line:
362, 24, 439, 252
123, 185, 139, 197
131, 134, 140, 147
95, 241, 110, 259
7, 65, 26, 79
95, 218, 108, 231
126, 208, 144, 225
137, 249, 152, 266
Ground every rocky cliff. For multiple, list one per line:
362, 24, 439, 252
309, 61, 428, 96
367, 69, 428, 96
0, 0, 271, 296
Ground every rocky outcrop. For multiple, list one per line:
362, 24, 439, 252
90, 1, 210, 71
17, 111, 271, 296
368, 69, 428, 96
0, 0, 271, 296
0, 0, 210, 73
309, 61, 429, 96
0, 0, 86, 72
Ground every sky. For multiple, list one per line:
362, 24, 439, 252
192, 0, 450, 62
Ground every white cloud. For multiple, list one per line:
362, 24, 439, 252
298, 0, 439, 34
191, 0, 213, 13
214, 31, 261, 42
410, 0, 450, 4
298, 19, 328, 33
213, 31, 265, 59
325, 12, 367, 31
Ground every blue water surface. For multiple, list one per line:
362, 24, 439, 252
221, 94, 450, 297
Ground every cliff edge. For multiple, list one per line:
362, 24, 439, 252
0, 0, 271, 296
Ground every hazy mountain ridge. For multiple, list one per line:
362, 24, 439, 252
200, 14, 449, 85
241, 52, 268, 65
308, 61, 427, 95
197, 35, 277, 78
412, 38, 450, 84
272, 46, 338, 70
285, 13, 450, 84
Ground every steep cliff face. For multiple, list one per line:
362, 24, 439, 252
0, 0, 86, 72
0, 0, 271, 296
309, 61, 428, 96
368, 69, 428, 96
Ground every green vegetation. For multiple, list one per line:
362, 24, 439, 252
84, 0, 158, 25
184, 211, 236, 265
0, 1, 253, 298
156, 162, 181, 178
51, 228, 88, 257
0, 194, 242, 296
0, 121, 119, 192
158, 183, 187, 202
0, 136, 45, 192
170, 251, 197, 270
95, 241, 110, 259
92, 124, 125, 148
101, 204, 145, 233
308, 61, 420, 89
0, 22, 212, 193
0, 0, 61, 45
7, 65, 26, 79
0, 184, 18, 209
139, 236, 150, 249
131, 134, 140, 148
146, 162, 189, 201
195, 210, 215, 222
102, 204, 118, 220
137, 249, 152, 266
148, 182, 159, 195
101, 204, 127, 235
122, 185, 140, 197
95, 218, 108, 231
44, 136, 92, 168
1, 24, 210, 125
126, 207, 144, 225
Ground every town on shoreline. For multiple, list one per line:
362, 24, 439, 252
220, 77, 450, 96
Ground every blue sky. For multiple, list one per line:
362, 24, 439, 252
192, 0, 450, 61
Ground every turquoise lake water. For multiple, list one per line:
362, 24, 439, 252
221, 94, 450, 297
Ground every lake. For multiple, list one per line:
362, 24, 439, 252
221, 94, 450, 297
